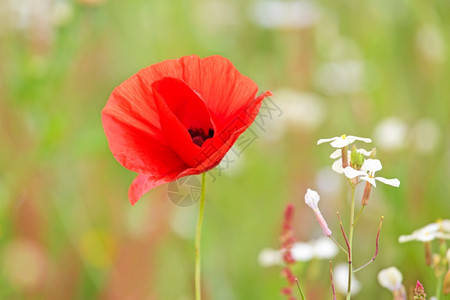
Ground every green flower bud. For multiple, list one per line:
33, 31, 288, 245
356, 153, 364, 169
350, 145, 357, 166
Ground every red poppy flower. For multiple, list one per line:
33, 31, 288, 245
102, 55, 272, 205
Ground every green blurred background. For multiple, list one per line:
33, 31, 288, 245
0, 0, 449, 299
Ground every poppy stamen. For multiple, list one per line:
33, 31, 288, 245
188, 128, 214, 147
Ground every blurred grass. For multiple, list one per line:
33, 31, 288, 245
0, 0, 449, 299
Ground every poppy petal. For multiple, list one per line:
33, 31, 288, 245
152, 77, 215, 133
180, 91, 272, 176
129, 174, 170, 205
102, 73, 188, 176
178, 55, 260, 132
152, 84, 202, 167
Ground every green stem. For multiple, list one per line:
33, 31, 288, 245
436, 272, 444, 300
346, 186, 356, 300
329, 236, 348, 255
195, 173, 207, 300
295, 278, 307, 300
353, 205, 365, 227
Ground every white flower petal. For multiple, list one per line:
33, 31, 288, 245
435, 232, 450, 240
361, 159, 382, 173
330, 149, 342, 159
362, 176, 377, 187
343, 167, 366, 179
414, 223, 440, 234
375, 177, 400, 187
439, 220, 450, 232
317, 137, 338, 145
347, 136, 372, 144
398, 235, 416, 243
291, 242, 314, 261
305, 188, 320, 210
332, 159, 344, 174
330, 138, 351, 148
416, 231, 439, 242
378, 267, 403, 292
399, 223, 442, 243
357, 148, 372, 156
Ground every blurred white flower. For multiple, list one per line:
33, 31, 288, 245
343, 159, 400, 187
373, 117, 408, 151
1, 0, 52, 34
315, 167, 342, 195
378, 266, 403, 292
50, 1, 73, 27
416, 24, 445, 63
334, 263, 361, 295
250, 0, 320, 29
274, 89, 326, 130
315, 60, 365, 95
196, 0, 239, 33
310, 236, 338, 259
317, 134, 371, 148
258, 248, 284, 267
411, 118, 440, 154
258, 237, 337, 267
399, 221, 450, 243
290, 242, 314, 262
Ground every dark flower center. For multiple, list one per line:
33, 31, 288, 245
188, 128, 214, 147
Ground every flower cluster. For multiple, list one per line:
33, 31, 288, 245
319, 134, 400, 206
398, 220, 450, 298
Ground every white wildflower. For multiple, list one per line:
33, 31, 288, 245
343, 159, 400, 187
378, 266, 403, 292
334, 263, 361, 295
317, 134, 371, 148
399, 221, 450, 243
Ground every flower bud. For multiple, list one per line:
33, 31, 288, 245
350, 145, 358, 168
413, 281, 426, 300
356, 153, 364, 169
361, 181, 372, 206
304, 189, 332, 237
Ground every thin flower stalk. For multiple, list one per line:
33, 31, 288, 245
295, 278, 307, 300
195, 173, 207, 300
353, 216, 384, 273
330, 261, 337, 300
346, 186, 356, 300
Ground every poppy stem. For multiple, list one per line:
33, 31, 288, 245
195, 173, 207, 300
